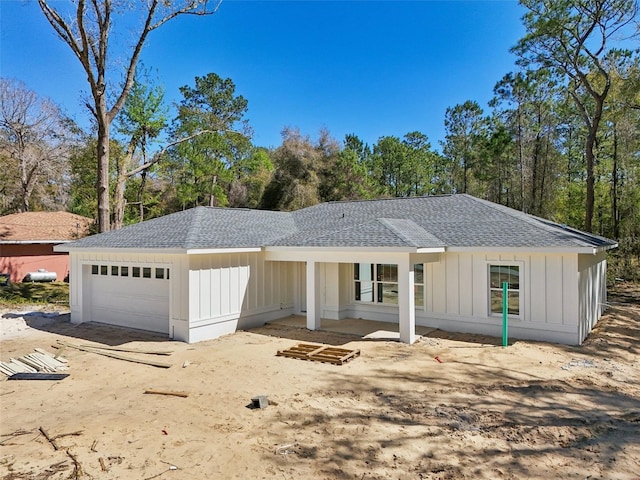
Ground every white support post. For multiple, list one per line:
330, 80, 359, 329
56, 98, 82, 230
306, 261, 321, 331
398, 256, 416, 344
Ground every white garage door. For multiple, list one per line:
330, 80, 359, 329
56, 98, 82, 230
89, 265, 170, 334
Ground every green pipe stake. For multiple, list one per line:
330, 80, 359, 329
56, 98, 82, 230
502, 281, 508, 347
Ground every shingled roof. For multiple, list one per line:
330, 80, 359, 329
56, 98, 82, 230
59, 207, 297, 249
59, 195, 617, 251
0, 211, 93, 243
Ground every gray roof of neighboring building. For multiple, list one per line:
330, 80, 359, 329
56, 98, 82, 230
61, 194, 618, 251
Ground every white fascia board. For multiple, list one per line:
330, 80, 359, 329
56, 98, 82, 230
186, 247, 262, 255
267, 246, 420, 253
447, 246, 608, 254
596, 243, 618, 253
416, 247, 446, 253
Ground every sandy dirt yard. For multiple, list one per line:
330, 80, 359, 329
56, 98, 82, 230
1, 284, 639, 480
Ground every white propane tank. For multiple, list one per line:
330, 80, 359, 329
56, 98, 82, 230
25, 269, 57, 282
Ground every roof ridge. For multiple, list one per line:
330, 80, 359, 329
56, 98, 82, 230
378, 218, 421, 247
185, 207, 208, 247
310, 193, 455, 208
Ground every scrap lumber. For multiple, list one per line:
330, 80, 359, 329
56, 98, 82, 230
144, 389, 189, 398
76, 344, 173, 356
34, 348, 68, 363
8, 359, 37, 373
17, 355, 51, 372
276, 343, 360, 365
57, 341, 172, 368
0, 348, 69, 377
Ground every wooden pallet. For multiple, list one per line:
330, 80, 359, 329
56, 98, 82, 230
276, 343, 360, 365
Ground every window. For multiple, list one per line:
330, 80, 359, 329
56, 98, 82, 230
132, 267, 141, 278
354, 263, 423, 305
100, 265, 108, 276
354, 263, 374, 302
143, 267, 151, 278
155, 268, 164, 279
414, 263, 424, 307
111, 266, 119, 276
489, 265, 520, 316
91, 265, 98, 275
377, 264, 398, 304
121, 266, 129, 277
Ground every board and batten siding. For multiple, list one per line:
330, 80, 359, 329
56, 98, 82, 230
421, 252, 582, 344
336, 252, 587, 344
187, 252, 296, 343
577, 252, 607, 343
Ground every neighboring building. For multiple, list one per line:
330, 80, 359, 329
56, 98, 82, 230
56, 195, 617, 345
1, 211, 93, 283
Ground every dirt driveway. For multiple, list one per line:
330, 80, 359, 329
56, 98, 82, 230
1, 284, 639, 480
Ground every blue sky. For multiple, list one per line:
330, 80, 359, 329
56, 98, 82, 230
1, 0, 526, 150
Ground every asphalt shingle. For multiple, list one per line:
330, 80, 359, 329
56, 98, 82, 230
61, 195, 617, 251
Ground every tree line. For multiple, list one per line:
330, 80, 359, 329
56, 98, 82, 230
0, 0, 638, 277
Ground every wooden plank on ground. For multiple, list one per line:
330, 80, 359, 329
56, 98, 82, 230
276, 343, 360, 365
76, 344, 173, 356
34, 348, 69, 363
57, 341, 172, 368
144, 389, 189, 398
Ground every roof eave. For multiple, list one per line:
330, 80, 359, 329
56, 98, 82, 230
186, 247, 262, 254
266, 246, 437, 253
54, 245, 263, 255
448, 245, 617, 254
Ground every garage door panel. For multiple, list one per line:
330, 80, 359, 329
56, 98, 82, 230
89, 271, 170, 334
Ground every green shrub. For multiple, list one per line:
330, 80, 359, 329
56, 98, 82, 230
0, 282, 69, 307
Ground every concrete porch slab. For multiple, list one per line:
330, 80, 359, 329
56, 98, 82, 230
266, 315, 437, 341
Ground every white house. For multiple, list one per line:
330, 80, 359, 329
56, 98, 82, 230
56, 194, 617, 345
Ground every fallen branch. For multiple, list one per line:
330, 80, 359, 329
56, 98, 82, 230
0, 429, 33, 445
144, 389, 189, 398
99, 457, 108, 472
57, 341, 172, 368
52, 430, 83, 441
66, 450, 83, 479
39, 426, 59, 450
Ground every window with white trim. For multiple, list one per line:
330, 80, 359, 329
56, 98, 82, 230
414, 263, 424, 307
354, 263, 424, 306
489, 265, 520, 316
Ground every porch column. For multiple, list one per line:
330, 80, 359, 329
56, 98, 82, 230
306, 261, 321, 330
398, 256, 416, 344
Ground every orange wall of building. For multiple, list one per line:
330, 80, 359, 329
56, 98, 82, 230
0, 244, 69, 283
